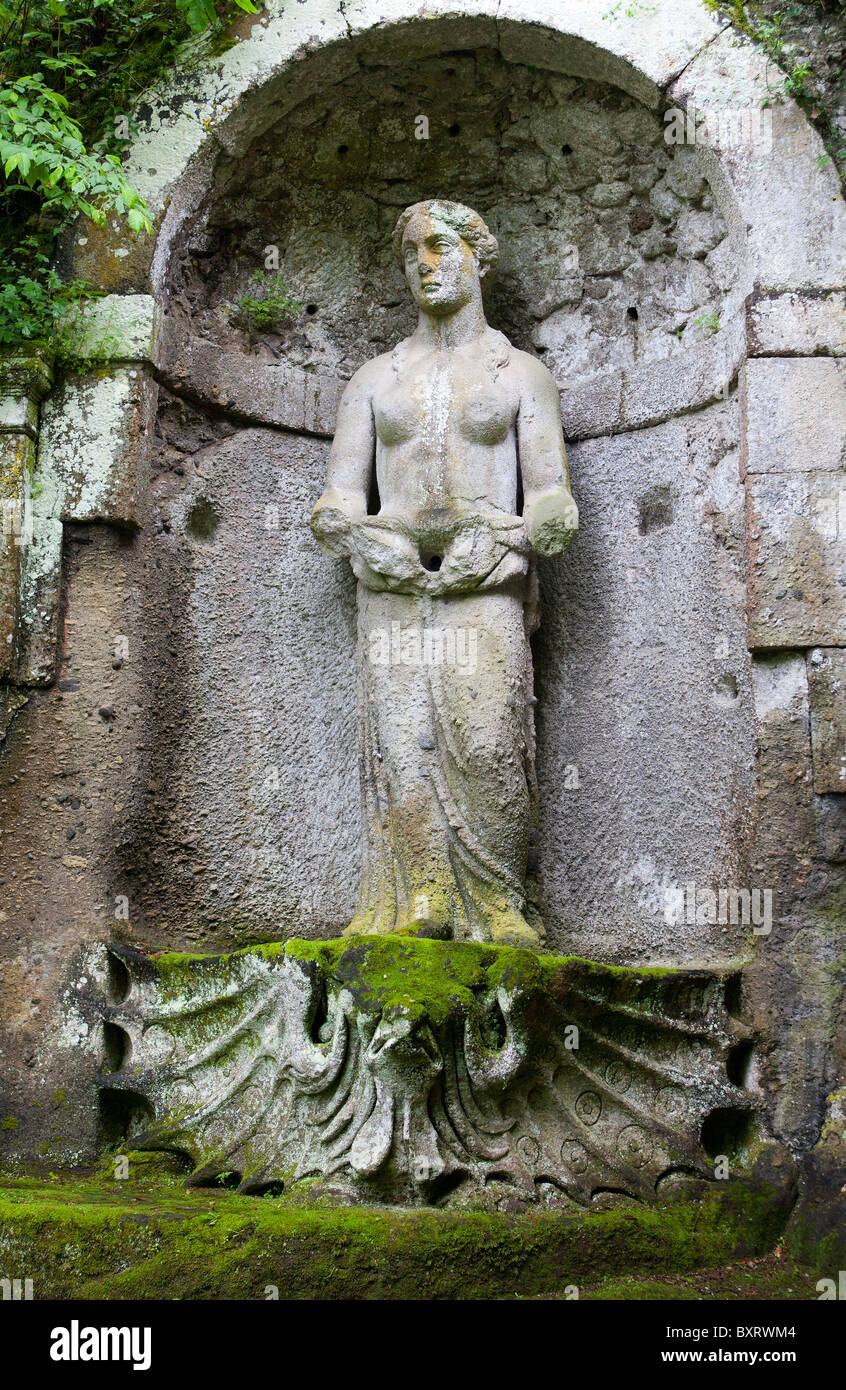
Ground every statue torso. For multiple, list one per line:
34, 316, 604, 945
370, 329, 521, 541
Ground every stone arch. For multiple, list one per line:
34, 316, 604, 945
1, 0, 844, 1159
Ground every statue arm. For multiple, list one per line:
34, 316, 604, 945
517, 356, 578, 557
311, 364, 376, 556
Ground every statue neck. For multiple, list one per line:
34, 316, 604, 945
414, 298, 489, 350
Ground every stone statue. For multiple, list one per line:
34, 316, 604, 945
311, 200, 578, 949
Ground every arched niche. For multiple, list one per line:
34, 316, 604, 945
24, 1, 846, 959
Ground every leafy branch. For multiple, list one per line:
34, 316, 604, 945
0, 0, 262, 348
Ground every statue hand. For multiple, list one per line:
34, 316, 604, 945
310, 492, 358, 558
526, 489, 579, 558
349, 518, 421, 584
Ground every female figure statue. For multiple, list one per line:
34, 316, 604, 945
311, 200, 577, 949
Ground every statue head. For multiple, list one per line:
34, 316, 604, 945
392, 199, 499, 317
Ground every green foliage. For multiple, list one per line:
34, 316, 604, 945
0, 0, 263, 348
0, 73, 149, 228
693, 312, 721, 336
177, 0, 258, 32
236, 271, 302, 333
0, 235, 94, 343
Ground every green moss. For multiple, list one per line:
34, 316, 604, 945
145, 936, 740, 1031
575, 1256, 818, 1302
0, 1165, 804, 1301
0, 1116, 19, 1131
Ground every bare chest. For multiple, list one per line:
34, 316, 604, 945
373, 353, 517, 449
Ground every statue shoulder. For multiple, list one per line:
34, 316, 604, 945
340, 350, 394, 398
509, 346, 561, 401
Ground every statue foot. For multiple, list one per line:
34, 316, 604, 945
399, 918, 453, 941
488, 916, 542, 950
341, 912, 453, 940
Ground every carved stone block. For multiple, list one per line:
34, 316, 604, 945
746, 472, 846, 648
99, 937, 754, 1206
744, 358, 846, 475
808, 647, 846, 795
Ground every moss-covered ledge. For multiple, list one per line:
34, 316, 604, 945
0, 1145, 797, 1301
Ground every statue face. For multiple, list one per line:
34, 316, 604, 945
401, 210, 480, 316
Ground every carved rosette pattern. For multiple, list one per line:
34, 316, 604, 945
98, 940, 754, 1204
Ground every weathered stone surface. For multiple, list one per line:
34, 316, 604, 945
497, 0, 721, 104
105, 0, 725, 244
58, 213, 161, 297
750, 654, 815, 873
97, 937, 753, 1205
669, 29, 846, 293
160, 333, 341, 437
0, 433, 34, 679
560, 368, 623, 439
0, 348, 53, 681
123, 0, 352, 219
807, 647, 846, 794
170, 50, 731, 409
55, 295, 161, 366
114, 415, 359, 945
619, 313, 743, 431
745, 653, 843, 1150
814, 795, 846, 864
11, 367, 157, 685
346, 2, 500, 66
12, 513, 63, 687
38, 367, 156, 526
0, 395, 39, 437
0, 346, 53, 404
536, 404, 756, 962
744, 358, 846, 475
747, 290, 846, 357
0, 529, 147, 1164
746, 472, 846, 648
785, 1087, 846, 1270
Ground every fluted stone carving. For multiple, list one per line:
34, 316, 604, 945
99, 939, 753, 1205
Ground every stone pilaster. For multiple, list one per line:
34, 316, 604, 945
0, 347, 53, 681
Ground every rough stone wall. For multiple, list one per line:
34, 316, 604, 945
537, 398, 755, 963
0, 6, 843, 1176
172, 52, 734, 381
118, 50, 751, 958
0, 529, 148, 1160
